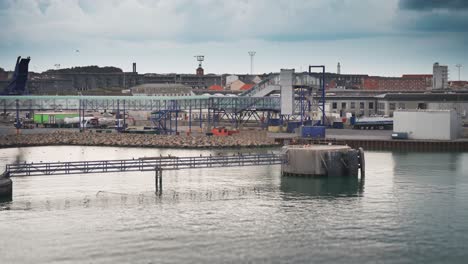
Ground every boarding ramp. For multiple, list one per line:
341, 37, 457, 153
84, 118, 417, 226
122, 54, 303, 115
0, 95, 282, 112
2, 56, 30, 95
239, 74, 280, 97
239, 72, 320, 98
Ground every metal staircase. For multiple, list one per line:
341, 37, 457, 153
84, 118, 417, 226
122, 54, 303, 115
239, 74, 280, 97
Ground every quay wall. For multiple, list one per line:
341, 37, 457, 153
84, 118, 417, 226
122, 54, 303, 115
291, 138, 468, 152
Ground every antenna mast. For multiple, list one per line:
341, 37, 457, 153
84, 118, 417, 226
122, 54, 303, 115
194, 55, 204, 67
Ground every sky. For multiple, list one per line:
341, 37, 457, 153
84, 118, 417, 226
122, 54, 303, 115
0, 0, 467, 79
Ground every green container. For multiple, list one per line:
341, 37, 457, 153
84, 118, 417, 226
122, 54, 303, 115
33, 113, 79, 124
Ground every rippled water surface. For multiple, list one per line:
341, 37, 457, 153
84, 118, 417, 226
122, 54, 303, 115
1, 146, 468, 263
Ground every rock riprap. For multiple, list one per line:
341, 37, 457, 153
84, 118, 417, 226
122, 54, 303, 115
0, 131, 278, 149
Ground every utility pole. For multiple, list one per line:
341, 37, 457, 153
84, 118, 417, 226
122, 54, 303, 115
248, 51, 256, 75
456, 64, 462, 81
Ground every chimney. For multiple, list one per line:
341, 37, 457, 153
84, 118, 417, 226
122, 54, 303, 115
132, 63, 136, 73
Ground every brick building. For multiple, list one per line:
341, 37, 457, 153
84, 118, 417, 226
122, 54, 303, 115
449, 81, 468, 89
362, 76, 430, 91
402, 74, 433, 87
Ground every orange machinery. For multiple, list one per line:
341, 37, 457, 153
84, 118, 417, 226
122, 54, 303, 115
211, 127, 239, 136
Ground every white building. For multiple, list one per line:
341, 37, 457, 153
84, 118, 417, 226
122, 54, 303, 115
229, 79, 246, 91
225, 75, 239, 87
433, 62, 448, 90
393, 110, 461, 140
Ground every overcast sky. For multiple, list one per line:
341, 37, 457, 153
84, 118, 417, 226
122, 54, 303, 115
0, 0, 467, 79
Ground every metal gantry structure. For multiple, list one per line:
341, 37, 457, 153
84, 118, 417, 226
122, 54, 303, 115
1, 95, 291, 133
308, 65, 326, 125
1, 66, 327, 132
2, 56, 30, 96
0, 95, 282, 112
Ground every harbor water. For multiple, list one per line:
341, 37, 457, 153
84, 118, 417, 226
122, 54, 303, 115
1, 146, 468, 263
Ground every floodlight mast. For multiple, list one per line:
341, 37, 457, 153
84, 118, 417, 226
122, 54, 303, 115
456, 64, 462, 81
248, 51, 256, 75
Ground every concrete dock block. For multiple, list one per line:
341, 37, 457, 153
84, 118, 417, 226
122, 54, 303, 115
281, 145, 362, 177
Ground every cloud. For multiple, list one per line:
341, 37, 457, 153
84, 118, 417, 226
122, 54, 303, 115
402, 12, 468, 32
399, 0, 468, 11
0, 0, 398, 45
397, 0, 468, 32
1, 0, 466, 78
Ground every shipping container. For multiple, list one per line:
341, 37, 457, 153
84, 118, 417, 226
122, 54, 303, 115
268, 118, 281, 126
33, 112, 79, 128
300, 126, 326, 138
287, 121, 302, 133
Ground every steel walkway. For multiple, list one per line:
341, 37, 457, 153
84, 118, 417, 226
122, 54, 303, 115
4, 153, 283, 177
0, 95, 283, 113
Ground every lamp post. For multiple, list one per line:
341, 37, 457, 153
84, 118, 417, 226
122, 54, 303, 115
248, 51, 256, 75
456, 64, 462, 81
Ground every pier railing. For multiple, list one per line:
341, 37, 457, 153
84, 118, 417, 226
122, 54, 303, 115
4, 153, 283, 177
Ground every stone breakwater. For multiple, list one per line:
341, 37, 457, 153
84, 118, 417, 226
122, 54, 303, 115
0, 131, 278, 149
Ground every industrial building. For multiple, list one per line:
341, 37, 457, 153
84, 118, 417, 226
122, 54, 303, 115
325, 91, 468, 121
433, 62, 449, 90
374, 93, 468, 119
326, 93, 376, 117
0, 68, 8, 81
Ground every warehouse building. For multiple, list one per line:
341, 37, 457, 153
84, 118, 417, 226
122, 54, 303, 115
374, 93, 468, 119
326, 93, 377, 117
325, 91, 468, 120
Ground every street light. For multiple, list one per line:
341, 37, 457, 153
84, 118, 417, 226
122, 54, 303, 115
456, 64, 463, 81
248, 51, 256, 75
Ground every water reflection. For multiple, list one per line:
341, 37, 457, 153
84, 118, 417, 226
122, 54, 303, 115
392, 151, 460, 173
14, 148, 26, 164
280, 175, 364, 197
391, 152, 465, 187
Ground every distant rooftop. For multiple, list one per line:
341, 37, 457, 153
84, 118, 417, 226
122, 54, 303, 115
130, 83, 193, 96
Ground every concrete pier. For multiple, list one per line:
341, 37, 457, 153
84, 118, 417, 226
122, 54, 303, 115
0, 172, 12, 202
281, 145, 363, 177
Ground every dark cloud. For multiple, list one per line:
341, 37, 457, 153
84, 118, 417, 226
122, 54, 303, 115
404, 12, 468, 32
398, 0, 468, 33
399, 0, 468, 10
0, 0, 11, 10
